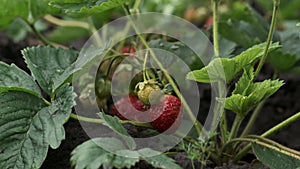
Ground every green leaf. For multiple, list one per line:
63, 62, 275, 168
220, 3, 272, 48
219, 20, 259, 48
71, 139, 182, 169
186, 58, 232, 83
187, 42, 280, 83
30, 0, 61, 20
0, 0, 60, 27
0, 0, 28, 22
113, 150, 140, 168
232, 67, 254, 95
4, 18, 30, 42
0, 91, 48, 169
44, 84, 76, 148
268, 51, 297, 72
22, 46, 78, 95
50, 0, 127, 17
0, 84, 75, 168
139, 148, 182, 169
219, 36, 237, 58
0, 61, 40, 95
47, 26, 89, 44
98, 112, 136, 150
252, 143, 300, 169
280, 28, 300, 58
224, 69, 284, 115
71, 138, 139, 169
148, 39, 204, 70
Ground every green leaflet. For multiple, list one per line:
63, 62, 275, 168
253, 143, 300, 169
50, 0, 127, 17
186, 42, 280, 83
139, 148, 182, 169
44, 84, 76, 148
98, 112, 136, 150
47, 26, 89, 44
0, 0, 60, 27
0, 61, 41, 96
71, 137, 139, 169
22, 46, 78, 95
0, 85, 75, 169
71, 138, 183, 169
0, 91, 47, 169
148, 39, 204, 70
268, 25, 300, 72
219, 3, 272, 48
224, 69, 284, 115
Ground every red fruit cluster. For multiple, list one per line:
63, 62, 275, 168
150, 95, 182, 134
121, 46, 136, 60
121, 46, 135, 54
111, 94, 182, 134
110, 95, 149, 122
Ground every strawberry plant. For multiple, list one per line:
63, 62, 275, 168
0, 0, 300, 169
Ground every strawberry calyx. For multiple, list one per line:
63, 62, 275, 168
136, 79, 162, 105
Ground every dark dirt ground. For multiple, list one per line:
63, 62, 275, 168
1, 32, 299, 169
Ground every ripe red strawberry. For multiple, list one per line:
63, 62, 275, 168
121, 46, 136, 60
121, 46, 135, 54
110, 95, 149, 122
150, 95, 182, 134
204, 16, 213, 31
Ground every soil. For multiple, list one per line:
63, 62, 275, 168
1, 32, 300, 169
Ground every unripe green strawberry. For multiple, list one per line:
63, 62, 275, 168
150, 95, 182, 134
136, 80, 161, 105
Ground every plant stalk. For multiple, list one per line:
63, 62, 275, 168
123, 5, 204, 136
228, 115, 243, 140
211, 0, 228, 144
212, 0, 220, 57
240, 100, 265, 137
70, 113, 152, 127
138, 35, 204, 135
235, 111, 300, 161
27, 21, 63, 48
262, 112, 300, 138
254, 0, 280, 79
70, 113, 105, 123
44, 15, 90, 29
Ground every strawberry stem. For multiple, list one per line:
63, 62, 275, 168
212, 0, 220, 57
70, 113, 152, 128
236, 111, 300, 161
142, 51, 151, 81
138, 35, 204, 136
122, 1, 204, 136
235, 113, 300, 161
254, 0, 280, 79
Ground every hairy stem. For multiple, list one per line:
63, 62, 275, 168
139, 35, 204, 135
240, 99, 266, 136
235, 0, 280, 158
235, 111, 300, 161
228, 115, 243, 140
70, 113, 152, 127
212, 0, 220, 57
27, 21, 63, 48
123, 4, 204, 136
70, 113, 105, 123
262, 112, 300, 138
44, 15, 90, 29
211, 0, 228, 144
254, 0, 280, 79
